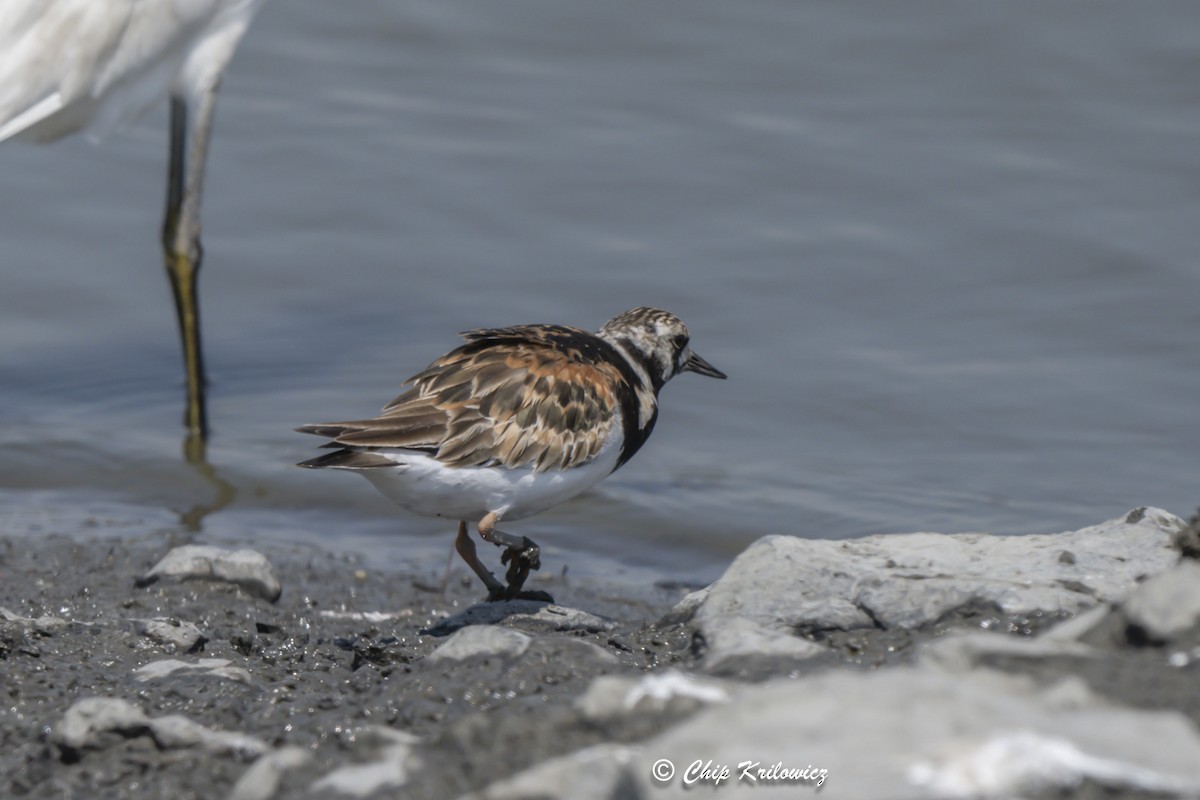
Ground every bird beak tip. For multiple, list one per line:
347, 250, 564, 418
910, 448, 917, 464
684, 352, 727, 380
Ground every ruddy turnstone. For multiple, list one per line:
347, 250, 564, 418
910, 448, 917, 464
297, 307, 726, 601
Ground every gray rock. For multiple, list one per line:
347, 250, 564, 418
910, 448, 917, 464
919, 630, 1096, 673
577, 670, 730, 722
1121, 560, 1200, 643
552, 637, 621, 666
1036, 604, 1113, 643
425, 625, 532, 663
52, 697, 267, 761
52, 697, 152, 757
317, 609, 414, 623
134, 617, 205, 652
657, 588, 707, 626
1172, 510, 1200, 558
0, 606, 75, 634
148, 714, 267, 758
426, 601, 616, 636
633, 667, 1200, 799
1033, 561, 1200, 650
229, 746, 312, 800
133, 657, 253, 684
425, 625, 619, 667
700, 617, 824, 671
310, 727, 420, 797
458, 743, 637, 800
137, 545, 282, 602
0, 609, 93, 633
676, 508, 1184, 668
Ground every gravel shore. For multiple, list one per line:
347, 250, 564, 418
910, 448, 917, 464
3, 506, 1199, 799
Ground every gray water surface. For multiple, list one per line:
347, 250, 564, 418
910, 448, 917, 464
2, 2, 1198, 583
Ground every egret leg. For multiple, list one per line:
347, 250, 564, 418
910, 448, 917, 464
163, 90, 219, 453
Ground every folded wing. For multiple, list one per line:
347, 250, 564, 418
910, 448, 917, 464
298, 325, 625, 472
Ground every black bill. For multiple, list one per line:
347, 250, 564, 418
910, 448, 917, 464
683, 351, 727, 379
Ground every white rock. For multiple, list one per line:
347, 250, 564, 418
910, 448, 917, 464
350, 726, 420, 748
425, 625, 532, 663
134, 618, 205, 651
457, 743, 637, 800
133, 657, 252, 684
1036, 604, 1113, 643
428, 601, 616, 636
52, 697, 151, 754
909, 730, 1197, 798
138, 545, 282, 602
623, 670, 729, 708
555, 638, 621, 665
631, 667, 1200, 799
229, 746, 312, 800
149, 714, 267, 758
677, 508, 1184, 668
310, 730, 419, 797
318, 610, 414, 622
1121, 560, 1200, 642
577, 670, 730, 721
701, 617, 824, 671
313, 756, 410, 797
919, 631, 1096, 672
51, 697, 267, 760
0, 606, 72, 633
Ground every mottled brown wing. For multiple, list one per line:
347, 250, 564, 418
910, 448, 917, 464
298, 326, 624, 472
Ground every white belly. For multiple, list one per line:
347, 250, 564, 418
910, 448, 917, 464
358, 432, 623, 523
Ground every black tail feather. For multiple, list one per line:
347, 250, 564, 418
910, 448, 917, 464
297, 449, 397, 469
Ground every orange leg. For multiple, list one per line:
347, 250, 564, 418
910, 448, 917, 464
455, 520, 505, 597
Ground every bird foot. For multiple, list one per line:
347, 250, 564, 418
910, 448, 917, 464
485, 587, 555, 603
500, 536, 541, 572
482, 536, 548, 602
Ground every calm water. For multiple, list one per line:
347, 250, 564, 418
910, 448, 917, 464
2, 2, 1199, 584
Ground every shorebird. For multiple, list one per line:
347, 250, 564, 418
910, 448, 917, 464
298, 307, 727, 601
0, 0, 268, 450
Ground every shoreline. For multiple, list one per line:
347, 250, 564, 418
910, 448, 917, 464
2, 507, 1199, 798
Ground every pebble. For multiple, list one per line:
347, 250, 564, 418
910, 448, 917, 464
133, 617, 206, 652
136, 545, 282, 602
52, 697, 267, 761
426, 600, 617, 636
133, 657, 253, 684
1120, 560, 1200, 643
458, 743, 637, 800
425, 625, 533, 663
0, 607, 72, 633
229, 747, 313, 800
577, 670, 730, 721
310, 728, 420, 797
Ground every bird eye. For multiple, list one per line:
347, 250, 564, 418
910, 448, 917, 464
672, 334, 689, 350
